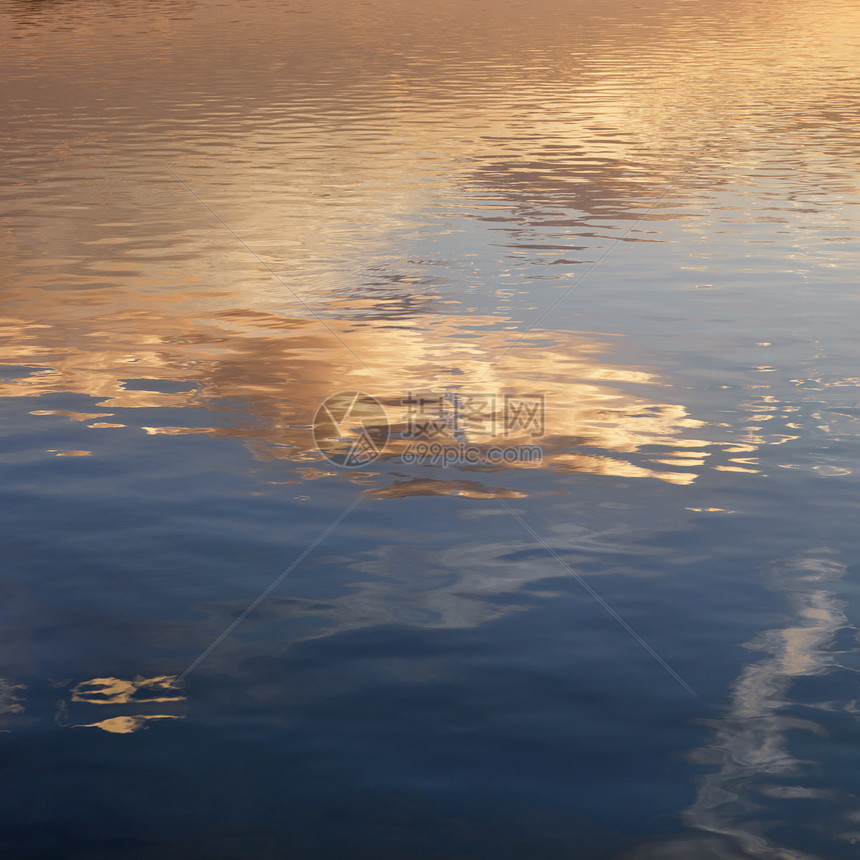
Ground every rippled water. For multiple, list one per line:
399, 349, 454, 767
2, 0, 860, 856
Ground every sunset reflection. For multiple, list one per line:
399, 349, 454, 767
0, 306, 725, 488
3, 0, 860, 855
57, 676, 187, 734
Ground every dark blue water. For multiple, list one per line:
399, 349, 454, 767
2, 0, 860, 856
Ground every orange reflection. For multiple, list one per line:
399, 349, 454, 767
4, 0, 856, 499
0, 305, 725, 489
75, 714, 184, 735
56, 675, 187, 734
70, 675, 185, 705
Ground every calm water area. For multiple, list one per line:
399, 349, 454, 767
2, 0, 860, 857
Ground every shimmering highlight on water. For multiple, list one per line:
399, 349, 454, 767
2, 0, 860, 856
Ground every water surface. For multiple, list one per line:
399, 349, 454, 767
2, 0, 860, 857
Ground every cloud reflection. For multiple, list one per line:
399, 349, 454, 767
56, 675, 186, 734
0, 305, 734, 491
623, 548, 857, 859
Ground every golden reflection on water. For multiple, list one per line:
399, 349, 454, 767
4, 286, 843, 489
0, 306, 721, 487
3, 0, 859, 495
74, 714, 184, 734
56, 675, 187, 734
0, 3, 859, 858
70, 675, 185, 705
